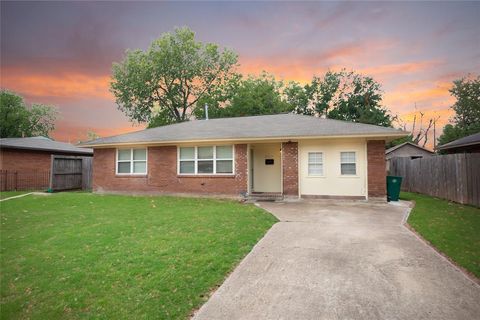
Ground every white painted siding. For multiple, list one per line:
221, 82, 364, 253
299, 139, 367, 197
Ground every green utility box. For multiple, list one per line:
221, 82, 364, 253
386, 176, 403, 202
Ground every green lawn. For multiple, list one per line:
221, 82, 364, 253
0, 193, 277, 319
0, 191, 32, 200
401, 192, 480, 278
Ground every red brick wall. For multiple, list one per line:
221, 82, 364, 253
367, 140, 386, 198
282, 142, 299, 196
93, 144, 248, 196
1, 149, 52, 171
1, 149, 52, 190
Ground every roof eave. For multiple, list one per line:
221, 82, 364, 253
437, 141, 480, 150
82, 132, 409, 148
1, 145, 93, 154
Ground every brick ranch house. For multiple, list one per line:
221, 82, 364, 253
81, 114, 408, 200
0, 136, 93, 190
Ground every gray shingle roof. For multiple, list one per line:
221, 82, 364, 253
1, 136, 93, 155
437, 132, 480, 150
81, 114, 408, 147
385, 142, 434, 155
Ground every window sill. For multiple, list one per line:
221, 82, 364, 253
177, 174, 235, 178
306, 175, 326, 178
338, 175, 360, 178
115, 174, 148, 178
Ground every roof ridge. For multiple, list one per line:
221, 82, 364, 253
191, 112, 298, 122
84, 113, 299, 145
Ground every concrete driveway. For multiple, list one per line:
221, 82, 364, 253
193, 200, 480, 320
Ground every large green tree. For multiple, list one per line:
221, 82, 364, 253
437, 124, 466, 146
194, 72, 292, 119
286, 70, 393, 127
0, 90, 58, 138
438, 75, 480, 146
226, 73, 292, 117
111, 27, 239, 127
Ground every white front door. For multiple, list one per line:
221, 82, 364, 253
251, 144, 281, 193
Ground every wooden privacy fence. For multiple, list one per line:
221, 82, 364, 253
50, 155, 92, 191
81, 157, 93, 190
390, 153, 480, 207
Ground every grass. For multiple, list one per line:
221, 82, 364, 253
0, 193, 277, 319
0, 191, 32, 200
401, 192, 480, 278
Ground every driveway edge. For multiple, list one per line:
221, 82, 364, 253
401, 202, 480, 287
191, 216, 280, 319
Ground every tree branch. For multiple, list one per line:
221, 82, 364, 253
186, 70, 221, 109
155, 88, 179, 120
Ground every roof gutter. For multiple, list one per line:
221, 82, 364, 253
0, 145, 93, 154
436, 140, 480, 150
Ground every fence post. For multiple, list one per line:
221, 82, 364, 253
81, 157, 85, 190
3, 170, 7, 191
455, 154, 467, 204
14, 171, 18, 191
49, 155, 54, 191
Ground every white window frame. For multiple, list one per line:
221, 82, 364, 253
340, 151, 357, 176
307, 152, 324, 177
116, 148, 148, 175
177, 145, 235, 175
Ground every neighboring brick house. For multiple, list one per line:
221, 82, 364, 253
81, 114, 408, 200
0, 137, 93, 190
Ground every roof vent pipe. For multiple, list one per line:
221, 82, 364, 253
204, 104, 209, 120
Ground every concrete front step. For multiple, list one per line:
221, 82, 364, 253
248, 192, 284, 202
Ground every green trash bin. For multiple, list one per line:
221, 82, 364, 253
386, 176, 403, 202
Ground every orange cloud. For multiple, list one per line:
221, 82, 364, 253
239, 58, 442, 86
359, 60, 443, 78
238, 40, 395, 83
1, 68, 113, 100
399, 108, 453, 126
318, 43, 364, 61
52, 122, 145, 143
238, 58, 327, 83
385, 81, 454, 111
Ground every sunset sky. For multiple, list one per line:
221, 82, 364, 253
1, 1, 479, 147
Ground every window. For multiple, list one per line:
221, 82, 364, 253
179, 145, 234, 175
340, 152, 356, 175
215, 146, 234, 173
198, 146, 214, 174
308, 152, 323, 176
179, 147, 195, 174
117, 148, 147, 174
